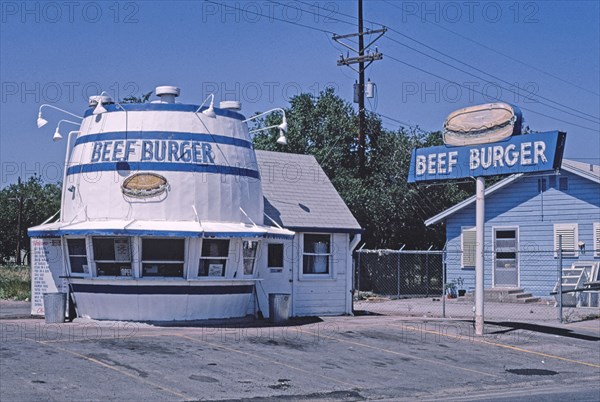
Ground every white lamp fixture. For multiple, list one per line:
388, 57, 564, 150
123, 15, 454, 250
244, 108, 288, 145
53, 120, 80, 142
37, 104, 83, 128
92, 91, 112, 115
195, 93, 216, 118
276, 130, 287, 145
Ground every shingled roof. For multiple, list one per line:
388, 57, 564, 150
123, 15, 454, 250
255, 150, 362, 233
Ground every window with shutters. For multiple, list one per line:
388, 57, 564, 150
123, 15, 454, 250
554, 223, 578, 257
461, 227, 476, 268
594, 223, 600, 258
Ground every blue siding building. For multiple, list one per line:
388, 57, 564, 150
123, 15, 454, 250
426, 160, 600, 297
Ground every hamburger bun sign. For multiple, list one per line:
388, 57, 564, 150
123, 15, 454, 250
408, 103, 566, 182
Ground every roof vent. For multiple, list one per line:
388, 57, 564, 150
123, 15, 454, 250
155, 86, 180, 104
220, 100, 242, 111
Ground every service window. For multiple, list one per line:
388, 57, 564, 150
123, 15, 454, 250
67, 238, 88, 275
268, 243, 284, 272
92, 237, 132, 277
141, 238, 185, 277
303, 234, 331, 274
243, 241, 258, 276
198, 239, 230, 277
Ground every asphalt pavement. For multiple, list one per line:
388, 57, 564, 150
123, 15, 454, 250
1, 301, 599, 401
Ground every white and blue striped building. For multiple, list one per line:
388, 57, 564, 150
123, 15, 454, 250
29, 86, 361, 321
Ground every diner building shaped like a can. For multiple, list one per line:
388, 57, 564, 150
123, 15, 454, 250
29, 86, 362, 321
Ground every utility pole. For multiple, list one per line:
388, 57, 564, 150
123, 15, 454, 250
333, 0, 386, 174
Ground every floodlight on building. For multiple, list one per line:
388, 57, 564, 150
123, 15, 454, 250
195, 93, 216, 118
53, 120, 80, 142
37, 104, 83, 128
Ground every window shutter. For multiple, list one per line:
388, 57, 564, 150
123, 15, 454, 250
554, 224, 577, 257
462, 228, 476, 268
594, 223, 600, 257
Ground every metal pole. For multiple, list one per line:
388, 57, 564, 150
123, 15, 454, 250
425, 253, 430, 297
475, 176, 485, 336
396, 253, 400, 298
357, 251, 361, 299
558, 235, 563, 323
442, 251, 446, 318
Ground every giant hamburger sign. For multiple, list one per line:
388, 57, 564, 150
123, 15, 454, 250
408, 103, 566, 182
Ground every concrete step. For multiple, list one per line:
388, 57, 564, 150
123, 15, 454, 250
463, 288, 542, 303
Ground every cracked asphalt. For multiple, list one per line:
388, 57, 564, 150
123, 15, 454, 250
1, 301, 599, 401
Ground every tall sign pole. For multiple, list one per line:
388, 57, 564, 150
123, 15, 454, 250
333, 1, 386, 175
475, 177, 485, 335
407, 103, 567, 337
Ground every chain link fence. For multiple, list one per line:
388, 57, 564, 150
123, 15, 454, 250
354, 249, 600, 323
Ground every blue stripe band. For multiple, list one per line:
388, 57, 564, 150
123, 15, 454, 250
71, 283, 254, 295
27, 228, 295, 239
83, 103, 246, 120
66, 162, 260, 178
74, 131, 253, 149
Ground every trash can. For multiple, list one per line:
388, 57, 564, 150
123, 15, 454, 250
43, 293, 67, 324
269, 293, 290, 323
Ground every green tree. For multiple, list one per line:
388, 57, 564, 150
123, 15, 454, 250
252, 89, 472, 249
0, 177, 61, 263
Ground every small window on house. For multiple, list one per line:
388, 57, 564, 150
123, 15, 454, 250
303, 234, 331, 274
242, 241, 258, 276
92, 237, 132, 276
198, 239, 230, 277
461, 228, 476, 268
67, 238, 88, 275
537, 178, 547, 192
594, 223, 600, 258
141, 238, 185, 277
268, 244, 284, 268
554, 224, 578, 257
558, 177, 568, 191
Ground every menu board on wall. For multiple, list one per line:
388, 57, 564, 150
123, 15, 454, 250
30, 238, 67, 316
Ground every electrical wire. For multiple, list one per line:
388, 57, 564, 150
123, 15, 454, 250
291, 0, 599, 124
292, 0, 599, 123
381, 0, 600, 97
384, 53, 599, 132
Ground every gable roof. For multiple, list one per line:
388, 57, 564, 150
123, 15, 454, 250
425, 159, 599, 226
255, 150, 362, 233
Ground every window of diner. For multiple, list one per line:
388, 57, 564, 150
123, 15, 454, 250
92, 237, 132, 277
141, 238, 185, 277
198, 239, 230, 277
268, 243, 284, 273
67, 238, 89, 275
242, 241, 259, 276
302, 234, 332, 275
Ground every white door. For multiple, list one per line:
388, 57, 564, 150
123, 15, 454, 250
493, 228, 519, 287
255, 241, 293, 317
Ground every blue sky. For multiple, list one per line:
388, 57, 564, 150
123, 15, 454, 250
1, 0, 598, 186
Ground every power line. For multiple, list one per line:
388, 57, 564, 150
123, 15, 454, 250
383, 36, 600, 125
213, 0, 599, 132
381, 0, 600, 97
204, 0, 335, 35
384, 53, 599, 132
294, 0, 599, 122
